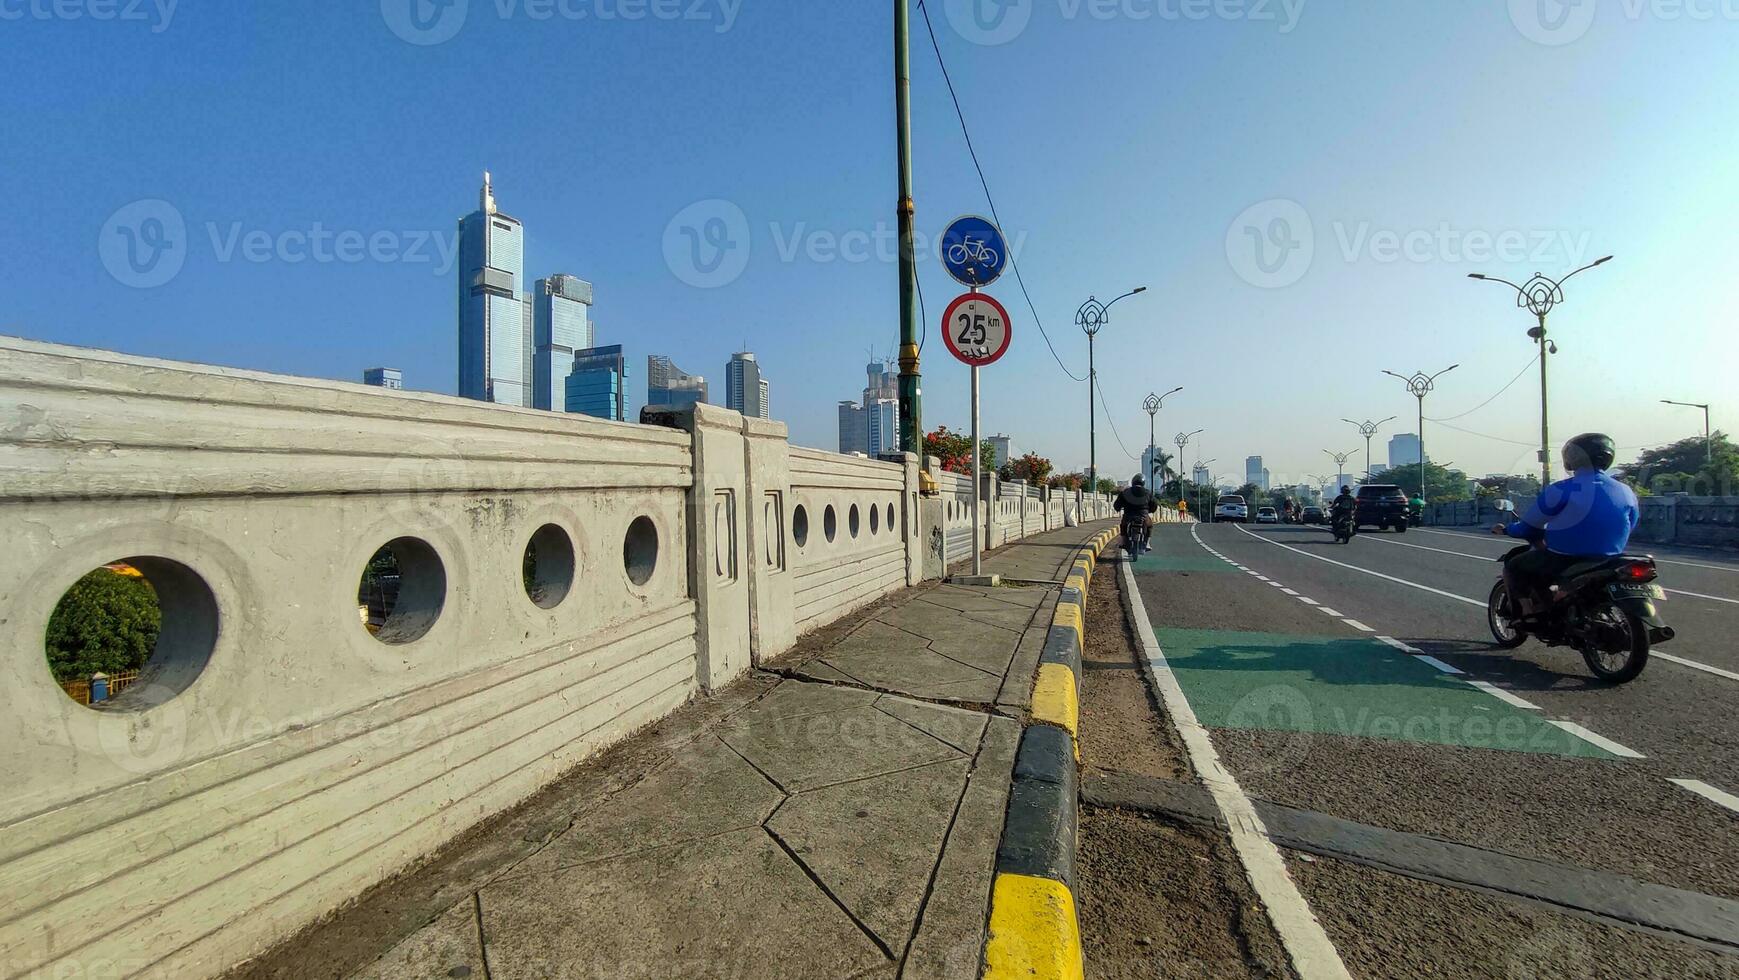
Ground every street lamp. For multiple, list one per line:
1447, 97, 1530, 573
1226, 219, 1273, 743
1343, 416, 1397, 482
1469, 256, 1613, 485
1323, 449, 1357, 492
1195, 458, 1216, 520
1383, 365, 1458, 502
1173, 428, 1203, 519
1143, 387, 1184, 489
1077, 286, 1148, 492
1661, 399, 1713, 467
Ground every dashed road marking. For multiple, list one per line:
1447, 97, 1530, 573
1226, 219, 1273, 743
1669, 779, 1739, 815
1548, 721, 1645, 759
1281, 588, 1300, 595
1652, 653, 1739, 683
1342, 619, 1376, 633
1317, 607, 1343, 617
1468, 680, 1540, 711
1296, 596, 1319, 606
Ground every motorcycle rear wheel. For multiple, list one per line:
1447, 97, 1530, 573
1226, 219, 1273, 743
1486, 581, 1528, 649
1581, 605, 1650, 684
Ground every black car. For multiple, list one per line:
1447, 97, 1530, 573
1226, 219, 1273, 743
1300, 505, 1325, 525
1354, 484, 1410, 532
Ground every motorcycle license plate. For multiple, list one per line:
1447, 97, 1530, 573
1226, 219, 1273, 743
1609, 583, 1665, 600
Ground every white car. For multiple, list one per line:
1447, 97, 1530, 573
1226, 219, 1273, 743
1256, 506, 1279, 524
1215, 495, 1249, 523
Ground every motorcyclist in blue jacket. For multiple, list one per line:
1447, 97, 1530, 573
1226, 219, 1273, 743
1490, 433, 1639, 618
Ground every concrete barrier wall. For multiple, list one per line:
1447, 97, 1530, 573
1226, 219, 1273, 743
0, 338, 700, 978
1423, 494, 1739, 550
787, 447, 910, 633
0, 337, 1111, 978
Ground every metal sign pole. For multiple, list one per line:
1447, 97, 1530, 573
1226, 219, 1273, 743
971, 362, 982, 577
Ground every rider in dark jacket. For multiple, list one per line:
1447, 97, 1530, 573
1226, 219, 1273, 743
1330, 486, 1356, 523
1114, 475, 1161, 553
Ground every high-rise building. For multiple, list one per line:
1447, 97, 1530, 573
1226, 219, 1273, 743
838, 401, 868, 454
1389, 434, 1423, 468
1245, 456, 1265, 490
531, 274, 594, 411
726, 352, 769, 419
565, 345, 628, 421
758, 378, 770, 419
1193, 463, 1211, 485
1139, 445, 1166, 483
648, 355, 708, 409
865, 398, 896, 456
458, 172, 530, 407
362, 367, 402, 390
989, 435, 1013, 469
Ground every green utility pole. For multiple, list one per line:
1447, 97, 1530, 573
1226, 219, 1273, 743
894, 0, 923, 454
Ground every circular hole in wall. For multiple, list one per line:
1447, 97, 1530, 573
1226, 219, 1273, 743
849, 504, 861, 538
522, 523, 576, 609
824, 505, 838, 543
624, 516, 659, 587
870, 503, 880, 535
793, 505, 810, 548
888, 502, 897, 533
45, 557, 217, 711
360, 537, 447, 645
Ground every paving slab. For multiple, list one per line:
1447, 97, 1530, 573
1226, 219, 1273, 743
817, 645, 1004, 705
351, 899, 484, 980
720, 699, 965, 793
875, 696, 991, 754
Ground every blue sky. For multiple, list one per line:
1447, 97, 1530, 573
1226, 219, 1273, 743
2, 0, 1732, 485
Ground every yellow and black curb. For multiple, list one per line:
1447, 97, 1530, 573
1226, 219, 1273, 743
982, 526, 1117, 980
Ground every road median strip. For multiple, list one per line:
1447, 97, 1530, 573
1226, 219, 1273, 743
982, 526, 1114, 980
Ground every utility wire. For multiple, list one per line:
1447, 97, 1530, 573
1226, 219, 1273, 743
915, 0, 1087, 383
1094, 375, 1142, 462
1425, 355, 1539, 422
1430, 419, 1539, 447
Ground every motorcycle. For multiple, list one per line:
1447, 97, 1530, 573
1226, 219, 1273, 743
1121, 515, 1151, 561
1331, 510, 1356, 544
1485, 517, 1676, 684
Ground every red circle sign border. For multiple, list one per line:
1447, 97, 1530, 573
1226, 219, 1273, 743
941, 292, 1013, 367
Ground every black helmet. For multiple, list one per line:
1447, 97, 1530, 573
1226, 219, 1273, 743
1563, 433, 1616, 472
1340, 485, 1351, 494
1131, 474, 1145, 488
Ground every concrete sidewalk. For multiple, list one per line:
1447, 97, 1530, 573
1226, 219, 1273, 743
237, 522, 1115, 980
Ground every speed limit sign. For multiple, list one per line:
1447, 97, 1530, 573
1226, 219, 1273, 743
941, 292, 1013, 367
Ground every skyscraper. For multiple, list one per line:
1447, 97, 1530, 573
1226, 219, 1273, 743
838, 401, 868, 454
1245, 456, 1265, 490
726, 352, 769, 419
458, 172, 529, 407
362, 367, 402, 390
648, 355, 708, 409
565, 345, 628, 421
531, 274, 594, 411
1389, 434, 1423, 468
1193, 463, 1211, 485
989, 435, 1013, 469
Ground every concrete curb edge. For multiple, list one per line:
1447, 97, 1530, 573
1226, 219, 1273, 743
981, 525, 1117, 980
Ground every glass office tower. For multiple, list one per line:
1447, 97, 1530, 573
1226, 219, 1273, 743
648, 355, 708, 409
532, 274, 595, 411
458, 172, 529, 407
566, 345, 628, 421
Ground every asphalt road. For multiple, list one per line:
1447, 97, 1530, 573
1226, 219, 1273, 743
1114, 522, 1739, 978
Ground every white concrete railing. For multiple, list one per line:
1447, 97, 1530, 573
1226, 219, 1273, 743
0, 337, 1040, 978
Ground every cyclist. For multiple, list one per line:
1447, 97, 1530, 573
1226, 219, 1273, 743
1114, 474, 1160, 554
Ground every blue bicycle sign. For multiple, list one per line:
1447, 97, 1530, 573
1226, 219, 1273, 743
940, 215, 1008, 287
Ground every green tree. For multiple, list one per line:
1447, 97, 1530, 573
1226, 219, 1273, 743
1095, 477, 1118, 495
999, 452, 1054, 485
1626, 432, 1736, 496
45, 568, 162, 682
1367, 462, 1471, 504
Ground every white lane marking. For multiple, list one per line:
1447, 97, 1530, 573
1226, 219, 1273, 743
1231, 524, 1484, 607
1368, 535, 1739, 606
1342, 619, 1376, 633
1416, 655, 1464, 675
1296, 596, 1319, 606
1375, 635, 1421, 653
1420, 527, 1739, 573
1653, 652, 1739, 682
1268, 581, 1287, 588
1668, 779, 1739, 815
1121, 557, 1354, 980
1282, 588, 1300, 596
1256, 575, 1271, 581
1467, 680, 1540, 710
1318, 607, 1344, 617
1548, 721, 1646, 759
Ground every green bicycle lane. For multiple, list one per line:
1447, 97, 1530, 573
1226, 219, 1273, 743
1129, 525, 1614, 760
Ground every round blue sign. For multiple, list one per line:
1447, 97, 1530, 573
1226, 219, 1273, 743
940, 215, 1008, 288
